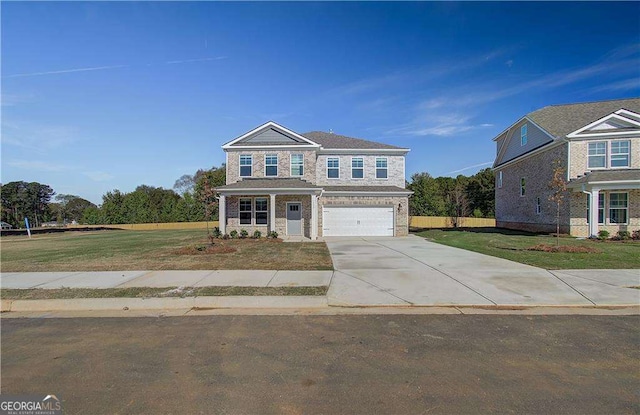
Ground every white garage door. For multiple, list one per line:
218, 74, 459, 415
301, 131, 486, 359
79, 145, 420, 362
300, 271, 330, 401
323, 206, 394, 236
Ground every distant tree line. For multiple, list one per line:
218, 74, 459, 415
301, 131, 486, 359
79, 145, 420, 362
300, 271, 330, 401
1, 165, 494, 228
0, 165, 226, 228
407, 168, 495, 219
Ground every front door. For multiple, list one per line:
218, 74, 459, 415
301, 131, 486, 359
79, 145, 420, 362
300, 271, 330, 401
286, 202, 302, 235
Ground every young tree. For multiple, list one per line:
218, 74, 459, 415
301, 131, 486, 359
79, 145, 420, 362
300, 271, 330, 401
447, 182, 470, 227
548, 160, 567, 246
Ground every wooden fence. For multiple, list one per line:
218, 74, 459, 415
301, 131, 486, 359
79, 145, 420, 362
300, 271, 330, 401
62, 217, 493, 231
409, 216, 495, 228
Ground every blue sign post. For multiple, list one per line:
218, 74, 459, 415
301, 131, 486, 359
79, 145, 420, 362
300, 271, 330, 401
24, 217, 32, 238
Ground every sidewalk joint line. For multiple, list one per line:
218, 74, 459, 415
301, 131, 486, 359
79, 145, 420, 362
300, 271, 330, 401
369, 240, 497, 306
266, 270, 279, 288
31, 272, 82, 289
548, 271, 597, 306
335, 270, 413, 305
550, 271, 632, 288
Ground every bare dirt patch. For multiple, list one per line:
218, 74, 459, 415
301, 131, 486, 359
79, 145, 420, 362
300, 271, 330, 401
526, 244, 601, 254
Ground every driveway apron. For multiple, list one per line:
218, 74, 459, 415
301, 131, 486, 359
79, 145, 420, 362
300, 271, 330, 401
325, 235, 605, 307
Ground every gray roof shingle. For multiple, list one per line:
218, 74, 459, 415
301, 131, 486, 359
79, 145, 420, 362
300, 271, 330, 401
567, 169, 640, 187
302, 131, 405, 150
217, 178, 320, 190
527, 98, 640, 138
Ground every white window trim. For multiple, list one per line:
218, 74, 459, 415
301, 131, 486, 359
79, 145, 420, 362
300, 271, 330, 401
264, 154, 278, 177
610, 139, 631, 169
290, 154, 304, 177
375, 157, 388, 180
497, 171, 503, 188
239, 197, 253, 225
608, 192, 629, 225
520, 177, 525, 197
239, 154, 253, 178
587, 139, 631, 170
327, 157, 340, 179
520, 124, 528, 146
351, 157, 364, 180
254, 197, 269, 226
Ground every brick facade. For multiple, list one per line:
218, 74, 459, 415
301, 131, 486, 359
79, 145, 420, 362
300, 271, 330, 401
315, 155, 405, 187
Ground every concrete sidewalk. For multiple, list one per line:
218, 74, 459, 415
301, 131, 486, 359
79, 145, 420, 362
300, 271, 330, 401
0, 270, 332, 289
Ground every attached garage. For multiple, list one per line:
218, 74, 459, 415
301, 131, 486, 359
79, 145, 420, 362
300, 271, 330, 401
322, 206, 394, 236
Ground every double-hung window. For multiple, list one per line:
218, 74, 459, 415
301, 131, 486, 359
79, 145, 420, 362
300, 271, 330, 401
497, 171, 503, 188
586, 192, 605, 224
351, 157, 364, 179
239, 155, 252, 177
265, 154, 278, 176
239, 198, 252, 225
535, 197, 541, 215
588, 142, 607, 169
610, 141, 630, 168
609, 193, 628, 224
520, 124, 528, 146
520, 177, 525, 196
327, 157, 340, 179
255, 198, 268, 225
376, 157, 388, 179
290, 154, 304, 177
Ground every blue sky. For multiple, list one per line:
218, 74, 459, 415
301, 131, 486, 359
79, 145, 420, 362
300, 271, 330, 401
2, 2, 639, 205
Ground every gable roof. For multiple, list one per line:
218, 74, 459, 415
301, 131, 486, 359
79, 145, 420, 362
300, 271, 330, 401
223, 121, 320, 149
527, 98, 640, 138
302, 131, 405, 150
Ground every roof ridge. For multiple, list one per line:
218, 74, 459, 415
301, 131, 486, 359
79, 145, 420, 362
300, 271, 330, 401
534, 97, 640, 111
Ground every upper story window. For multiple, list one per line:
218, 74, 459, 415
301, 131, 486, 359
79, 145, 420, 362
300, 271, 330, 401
265, 154, 278, 176
497, 171, 503, 188
239, 155, 252, 177
520, 124, 528, 146
520, 177, 525, 196
351, 157, 364, 179
588, 140, 631, 169
327, 157, 340, 179
376, 157, 388, 179
290, 154, 304, 177
611, 140, 630, 168
588, 142, 606, 168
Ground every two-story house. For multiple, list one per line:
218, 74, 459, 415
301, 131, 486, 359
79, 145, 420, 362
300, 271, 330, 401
493, 98, 640, 237
215, 121, 412, 239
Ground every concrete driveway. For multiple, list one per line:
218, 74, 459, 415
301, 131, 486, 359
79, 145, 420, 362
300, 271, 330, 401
325, 235, 639, 307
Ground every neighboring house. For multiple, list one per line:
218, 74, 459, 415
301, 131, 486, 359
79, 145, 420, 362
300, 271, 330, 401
493, 98, 640, 237
215, 121, 412, 239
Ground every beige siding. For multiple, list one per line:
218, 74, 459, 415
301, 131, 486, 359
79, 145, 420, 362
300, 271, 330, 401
315, 154, 405, 187
568, 137, 640, 179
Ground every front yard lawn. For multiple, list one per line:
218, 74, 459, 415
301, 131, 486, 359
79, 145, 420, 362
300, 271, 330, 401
0, 229, 333, 272
415, 228, 640, 269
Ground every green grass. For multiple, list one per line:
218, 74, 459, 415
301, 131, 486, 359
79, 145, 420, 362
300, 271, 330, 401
0, 229, 333, 272
415, 227, 640, 269
1, 286, 328, 300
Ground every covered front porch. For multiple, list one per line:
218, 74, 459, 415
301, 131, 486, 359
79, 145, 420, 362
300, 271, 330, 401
216, 179, 322, 240
568, 170, 640, 237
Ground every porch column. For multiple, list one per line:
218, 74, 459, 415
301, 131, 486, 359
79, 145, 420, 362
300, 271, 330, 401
311, 194, 318, 240
219, 194, 226, 235
589, 189, 600, 238
270, 194, 276, 233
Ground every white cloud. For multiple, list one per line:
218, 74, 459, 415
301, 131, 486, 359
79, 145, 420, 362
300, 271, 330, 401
587, 78, 640, 94
83, 171, 114, 182
4, 65, 126, 79
445, 161, 493, 175
8, 160, 69, 172
1, 122, 78, 151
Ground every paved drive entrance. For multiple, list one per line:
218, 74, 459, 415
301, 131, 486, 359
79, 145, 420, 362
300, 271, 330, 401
325, 235, 639, 307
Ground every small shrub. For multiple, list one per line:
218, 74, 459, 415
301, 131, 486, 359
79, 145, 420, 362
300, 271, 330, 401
211, 227, 222, 239
239, 229, 249, 239
632, 230, 640, 240
597, 230, 609, 240
230, 230, 238, 239
222, 233, 230, 240
268, 231, 278, 239
252, 230, 262, 239
616, 230, 631, 240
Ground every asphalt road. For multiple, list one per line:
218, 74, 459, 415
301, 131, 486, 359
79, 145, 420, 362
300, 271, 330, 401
1, 315, 638, 414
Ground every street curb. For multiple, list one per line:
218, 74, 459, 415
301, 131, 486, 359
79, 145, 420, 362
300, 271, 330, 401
3, 296, 328, 312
